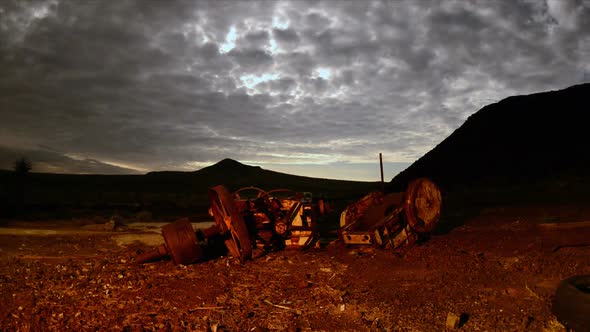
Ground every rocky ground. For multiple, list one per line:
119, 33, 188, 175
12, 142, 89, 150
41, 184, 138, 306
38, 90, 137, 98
1, 207, 589, 331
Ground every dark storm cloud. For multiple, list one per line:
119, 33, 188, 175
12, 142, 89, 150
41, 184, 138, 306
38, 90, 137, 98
1, 0, 589, 179
269, 78, 297, 93
242, 30, 271, 49
227, 48, 274, 69
272, 28, 300, 45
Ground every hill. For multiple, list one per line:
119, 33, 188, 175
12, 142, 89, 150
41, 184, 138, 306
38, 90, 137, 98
387, 83, 590, 206
147, 158, 379, 197
0, 159, 379, 220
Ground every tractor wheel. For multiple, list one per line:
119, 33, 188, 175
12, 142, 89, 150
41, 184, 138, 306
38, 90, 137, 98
404, 178, 442, 233
209, 185, 253, 263
161, 219, 204, 265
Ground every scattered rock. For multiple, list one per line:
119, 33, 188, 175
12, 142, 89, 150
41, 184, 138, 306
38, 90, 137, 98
103, 220, 117, 231
446, 312, 460, 329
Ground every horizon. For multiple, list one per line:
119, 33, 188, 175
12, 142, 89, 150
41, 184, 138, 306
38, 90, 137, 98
0, 157, 410, 182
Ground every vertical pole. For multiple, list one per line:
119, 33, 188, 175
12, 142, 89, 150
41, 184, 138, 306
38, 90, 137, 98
379, 153, 384, 193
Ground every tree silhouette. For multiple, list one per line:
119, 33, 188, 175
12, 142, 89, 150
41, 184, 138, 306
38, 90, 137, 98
14, 157, 32, 174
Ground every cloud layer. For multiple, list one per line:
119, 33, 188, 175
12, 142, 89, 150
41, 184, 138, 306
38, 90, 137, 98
1, 0, 588, 179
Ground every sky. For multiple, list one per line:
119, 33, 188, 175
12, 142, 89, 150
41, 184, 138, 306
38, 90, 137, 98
0, 0, 589, 181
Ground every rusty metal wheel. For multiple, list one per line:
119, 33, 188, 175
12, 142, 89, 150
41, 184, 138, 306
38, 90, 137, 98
161, 219, 203, 265
209, 185, 253, 263
233, 186, 267, 200
404, 178, 442, 233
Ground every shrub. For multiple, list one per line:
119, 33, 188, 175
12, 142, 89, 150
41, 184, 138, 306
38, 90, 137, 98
14, 157, 32, 174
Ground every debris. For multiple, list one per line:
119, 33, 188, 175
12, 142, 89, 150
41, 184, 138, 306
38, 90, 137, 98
296, 278, 311, 289
525, 283, 541, 299
446, 312, 460, 329
188, 307, 223, 312
264, 299, 293, 310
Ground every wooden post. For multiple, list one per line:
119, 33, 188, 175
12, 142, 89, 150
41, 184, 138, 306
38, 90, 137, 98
379, 153, 384, 193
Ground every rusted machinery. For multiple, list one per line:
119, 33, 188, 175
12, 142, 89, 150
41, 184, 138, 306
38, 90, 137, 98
135, 185, 319, 265
231, 186, 318, 251
135, 175, 440, 265
338, 178, 442, 249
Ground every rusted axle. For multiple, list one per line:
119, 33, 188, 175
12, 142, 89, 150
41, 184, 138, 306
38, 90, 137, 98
135, 218, 208, 265
135, 184, 254, 265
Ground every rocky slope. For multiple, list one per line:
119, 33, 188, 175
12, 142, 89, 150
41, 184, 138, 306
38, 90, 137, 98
388, 83, 590, 204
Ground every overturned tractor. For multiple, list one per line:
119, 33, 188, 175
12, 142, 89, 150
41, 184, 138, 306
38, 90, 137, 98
135, 185, 320, 265
339, 178, 442, 249
135, 176, 441, 265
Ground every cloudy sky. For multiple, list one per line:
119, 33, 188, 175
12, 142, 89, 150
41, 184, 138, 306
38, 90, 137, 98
1, 0, 588, 180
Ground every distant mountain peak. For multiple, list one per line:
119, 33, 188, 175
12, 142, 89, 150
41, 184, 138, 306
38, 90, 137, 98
211, 158, 261, 170
196, 158, 262, 176
214, 158, 246, 168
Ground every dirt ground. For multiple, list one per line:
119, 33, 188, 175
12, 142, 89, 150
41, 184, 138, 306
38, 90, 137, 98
1, 207, 589, 331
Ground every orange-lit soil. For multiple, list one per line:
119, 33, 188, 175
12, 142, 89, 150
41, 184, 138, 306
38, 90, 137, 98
1, 210, 589, 331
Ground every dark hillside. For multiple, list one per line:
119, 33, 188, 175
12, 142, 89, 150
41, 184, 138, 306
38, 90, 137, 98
1, 159, 379, 220
387, 83, 590, 205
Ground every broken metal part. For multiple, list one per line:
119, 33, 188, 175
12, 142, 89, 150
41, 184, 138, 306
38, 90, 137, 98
375, 223, 418, 249
340, 232, 373, 245
404, 178, 442, 233
135, 218, 204, 265
339, 192, 403, 246
339, 192, 384, 230
287, 229, 317, 249
209, 185, 253, 263
135, 244, 169, 264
